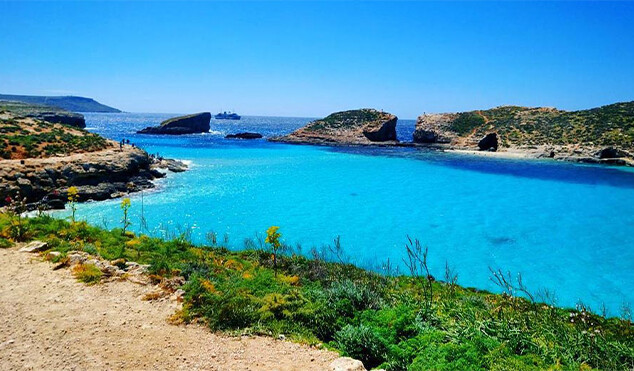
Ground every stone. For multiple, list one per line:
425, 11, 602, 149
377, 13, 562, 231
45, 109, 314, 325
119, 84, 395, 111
225, 132, 263, 139
330, 357, 366, 371
478, 133, 498, 151
46, 251, 62, 259
137, 112, 211, 135
19, 241, 48, 253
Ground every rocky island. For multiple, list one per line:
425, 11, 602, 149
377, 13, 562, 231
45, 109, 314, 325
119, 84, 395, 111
413, 101, 634, 166
271, 108, 398, 145
137, 112, 211, 135
0, 104, 186, 209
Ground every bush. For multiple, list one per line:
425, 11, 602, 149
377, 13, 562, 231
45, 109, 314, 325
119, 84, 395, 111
72, 263, 103, 285
0, 237, 12, 248
334, 324, 388, 369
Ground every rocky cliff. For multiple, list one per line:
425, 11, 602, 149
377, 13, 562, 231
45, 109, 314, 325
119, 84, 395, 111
0, 108, 187, 209
137, 112, 211, 135
413, 102, 634, 165
271, 109, 397, 145
0, 146, 187, 209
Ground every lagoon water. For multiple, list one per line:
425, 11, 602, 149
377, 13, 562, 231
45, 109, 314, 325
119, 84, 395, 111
61, 113, 634, 315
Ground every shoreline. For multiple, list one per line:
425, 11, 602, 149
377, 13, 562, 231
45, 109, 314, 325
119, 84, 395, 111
269, 137, 634, 168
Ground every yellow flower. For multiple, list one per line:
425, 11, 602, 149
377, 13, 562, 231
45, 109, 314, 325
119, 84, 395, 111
67, 186, 79, 202
265, 226, 281, 249
120, 198, 131, 209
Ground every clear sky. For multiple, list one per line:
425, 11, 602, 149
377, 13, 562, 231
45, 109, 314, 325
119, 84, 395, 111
1, 1, 633, 118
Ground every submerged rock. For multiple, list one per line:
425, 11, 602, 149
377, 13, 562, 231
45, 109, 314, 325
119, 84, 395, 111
271, 109, 397, 145
137, 112, 211, 135
225, 132, 263, 139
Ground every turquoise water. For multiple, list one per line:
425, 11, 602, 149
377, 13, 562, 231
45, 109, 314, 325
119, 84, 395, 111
61, 113, 634, 315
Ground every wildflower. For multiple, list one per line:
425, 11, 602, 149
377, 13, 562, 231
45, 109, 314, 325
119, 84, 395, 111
265, 226, 282, 276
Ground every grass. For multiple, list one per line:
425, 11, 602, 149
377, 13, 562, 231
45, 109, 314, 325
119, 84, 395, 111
1, 212, 632, 370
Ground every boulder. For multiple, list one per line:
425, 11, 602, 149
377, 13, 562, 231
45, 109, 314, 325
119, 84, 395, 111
478, 133, 498, 151
19, 241, 48, 253
272, 109, 397, 145
137, 112, 211, 135
225, 132, 263, 139
330, 357, 366, 371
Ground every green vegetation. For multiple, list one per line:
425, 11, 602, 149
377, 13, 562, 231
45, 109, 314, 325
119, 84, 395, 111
0, 94, 120, 113
1, 212, 632, 370
0, 114, 108, 159
72, 262, 103, 284
446, 102, 634, 149
305, 109, 391, 132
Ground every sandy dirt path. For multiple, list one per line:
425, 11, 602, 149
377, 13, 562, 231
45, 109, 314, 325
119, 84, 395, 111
0, 247, 338, 370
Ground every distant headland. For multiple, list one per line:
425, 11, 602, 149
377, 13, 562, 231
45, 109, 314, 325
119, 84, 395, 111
0, 94, 121, 113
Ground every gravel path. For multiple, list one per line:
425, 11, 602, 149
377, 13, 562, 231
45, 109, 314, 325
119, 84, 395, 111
0, 247, 338, 370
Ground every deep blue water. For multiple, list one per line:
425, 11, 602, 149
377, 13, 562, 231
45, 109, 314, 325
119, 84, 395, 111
58, 113, 634, 315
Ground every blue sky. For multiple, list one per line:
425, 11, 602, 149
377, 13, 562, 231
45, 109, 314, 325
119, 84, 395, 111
0, 1, 633, 118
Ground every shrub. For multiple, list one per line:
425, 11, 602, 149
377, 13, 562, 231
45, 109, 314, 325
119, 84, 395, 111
72, 263, 103, 285
333, 324, 388, 369
0, 237, 12, 248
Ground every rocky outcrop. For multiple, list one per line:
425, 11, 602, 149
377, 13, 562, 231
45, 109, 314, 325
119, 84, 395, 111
27, 111, 86, 128
478, 133, 498, 151
225, 132, 263, 139
0, 146, 187, 210
137, 112, 211, 135
412, 113, 456, 144
271, 109, 398, 145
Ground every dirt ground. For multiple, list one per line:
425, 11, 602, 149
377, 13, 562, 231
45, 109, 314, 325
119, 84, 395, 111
0, 247, 338, 370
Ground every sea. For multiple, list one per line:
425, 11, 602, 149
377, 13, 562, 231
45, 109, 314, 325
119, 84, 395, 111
52, 112, 634, 316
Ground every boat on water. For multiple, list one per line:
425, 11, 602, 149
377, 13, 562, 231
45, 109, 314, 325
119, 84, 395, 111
214, 111, 241, 120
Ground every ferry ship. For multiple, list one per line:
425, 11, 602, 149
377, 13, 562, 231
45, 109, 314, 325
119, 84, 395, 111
214, 111, 241, 120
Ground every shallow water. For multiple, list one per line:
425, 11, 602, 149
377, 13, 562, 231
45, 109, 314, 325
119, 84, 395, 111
58, 113, 634, 315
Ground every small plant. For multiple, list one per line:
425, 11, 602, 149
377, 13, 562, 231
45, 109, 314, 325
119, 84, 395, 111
3, 194, 28, 241
67, 186, 79, 223
120, 198, 131, 235
72, 263, 103, 285
403, 236, 434, 309
265, 225, 282, 276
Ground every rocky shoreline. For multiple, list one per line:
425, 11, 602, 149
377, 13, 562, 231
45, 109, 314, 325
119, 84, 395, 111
0, 144, 188, 210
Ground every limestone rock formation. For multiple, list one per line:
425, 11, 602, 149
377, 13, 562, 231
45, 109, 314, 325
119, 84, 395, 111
137, 112, 211, 135
271, 109, 397, 145
0, 146, 186, 210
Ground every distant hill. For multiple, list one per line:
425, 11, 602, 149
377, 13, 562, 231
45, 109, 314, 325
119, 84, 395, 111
0, 94, 121, 113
